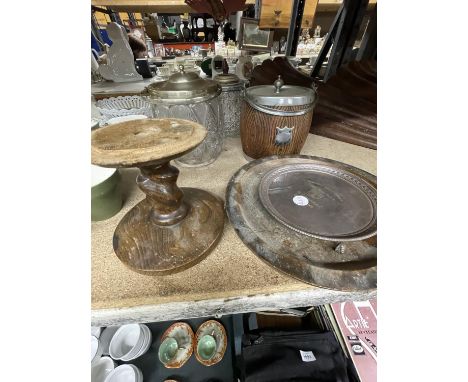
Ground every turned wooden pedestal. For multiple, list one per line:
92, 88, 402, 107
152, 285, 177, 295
91, 118, 225, 275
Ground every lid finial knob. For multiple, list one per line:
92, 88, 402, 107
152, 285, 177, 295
178, 64, 185, 73
274, 75, 284, 93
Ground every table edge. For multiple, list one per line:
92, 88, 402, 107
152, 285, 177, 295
91, 287, 376, 326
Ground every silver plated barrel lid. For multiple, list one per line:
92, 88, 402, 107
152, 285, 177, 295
245, 75, 316, 107
145, 65, 221, 105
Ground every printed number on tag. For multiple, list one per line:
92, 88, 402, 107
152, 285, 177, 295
299, 350, 316, 362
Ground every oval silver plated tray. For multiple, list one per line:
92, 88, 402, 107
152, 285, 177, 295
225, 155, 377, 291
258, 163, 377, 241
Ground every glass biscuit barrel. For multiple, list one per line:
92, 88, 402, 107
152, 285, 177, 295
240, 75, 317, 160
214, 73, 243, 137
145, 65, 223, 167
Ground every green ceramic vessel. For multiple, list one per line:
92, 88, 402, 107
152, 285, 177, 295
200, 58, 213, 77
197, 334, 216, 360
158, 337, 179, 364
91, 168, 123, 221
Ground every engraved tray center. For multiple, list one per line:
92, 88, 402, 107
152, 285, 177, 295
258, 164, 377, 241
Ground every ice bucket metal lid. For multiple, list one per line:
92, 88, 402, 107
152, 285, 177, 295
245, 75, 316, 107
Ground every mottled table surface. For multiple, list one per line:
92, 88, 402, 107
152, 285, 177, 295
91, 136, 377, 326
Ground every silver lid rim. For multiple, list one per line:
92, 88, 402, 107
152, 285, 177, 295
219, 83, 244, 91
146, 71, 221, 104
245, 84, 316, 107
147, 87, 221, 105
245, 95, 317, 116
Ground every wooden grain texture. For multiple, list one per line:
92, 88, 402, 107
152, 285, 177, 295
248, 57, 377, 150
137, 163, 188, 225
91, 118, 207, 167
244, 58, 317, 159
114, 187, 225, 275
311, 60, 377, 149
240, 101, 313, 159
91, 117, 225, 275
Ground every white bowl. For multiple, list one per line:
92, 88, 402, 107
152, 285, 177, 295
100, 326, 120, 356
109, 324, 144, 360
104, 364, 140, 382
91, 335, 103, 364
96, 96, 152, 118
121, 324, 152, 361
120, 335, 145, 361
136, 325, 152, 358
128, 365, 143, 382
91, 356, 116, 382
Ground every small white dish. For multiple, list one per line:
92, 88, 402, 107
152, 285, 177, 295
91, 335, 103, 364
136, 324, 152, 357
109, 324, 144, 360
133, 324, 152, 359
100, 326, 120, 356
104, 115, 148, 126
120, 335, 144, 362
104, 364, 141, 382
120, 324, 152, 361
128, 364, 143, 382
91, 356, 116, 382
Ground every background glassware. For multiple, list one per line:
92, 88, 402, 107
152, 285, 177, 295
214, 73, 243, 137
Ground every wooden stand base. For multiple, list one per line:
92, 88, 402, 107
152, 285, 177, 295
113, 187, 224, 275
91, 118, 225, 275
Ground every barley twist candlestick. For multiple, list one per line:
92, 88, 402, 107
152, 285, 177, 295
91, 118, 224, 275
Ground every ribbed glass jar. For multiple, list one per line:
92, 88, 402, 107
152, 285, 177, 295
151, 99, 223, 167
146, 67, 223, 167
215, 73, 243, 137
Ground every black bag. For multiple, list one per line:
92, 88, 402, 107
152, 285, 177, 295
241, 330, 358, 382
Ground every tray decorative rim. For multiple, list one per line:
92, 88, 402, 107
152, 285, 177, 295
258, 162, 377, 241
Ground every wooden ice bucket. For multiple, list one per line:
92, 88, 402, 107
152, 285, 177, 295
240, 75, 317, 159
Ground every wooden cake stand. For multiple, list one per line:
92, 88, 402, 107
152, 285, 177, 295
91, 118, 225, 275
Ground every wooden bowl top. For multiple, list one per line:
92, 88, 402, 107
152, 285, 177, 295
91, 118, 207, 167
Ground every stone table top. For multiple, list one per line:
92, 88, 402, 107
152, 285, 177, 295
91, 135, 377, 326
